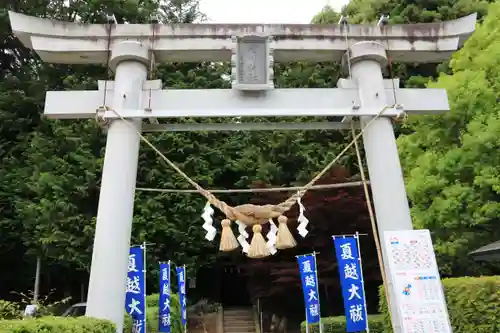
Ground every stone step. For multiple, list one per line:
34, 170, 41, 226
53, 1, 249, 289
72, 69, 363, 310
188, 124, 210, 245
224, 317, 254, 323
223, 317, 256, 333
224, 314, 253, 318
224, 316, 254, 321
224, 318, 253, 321
224, 327, 255, 331
224, 323, 255, 329
223, 308, 252, 312
223, 306, 255, 333
224, 311, 253, 317
224, 327, 255, 330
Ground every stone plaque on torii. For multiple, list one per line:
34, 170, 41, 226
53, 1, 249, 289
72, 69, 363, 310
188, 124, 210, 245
9, 11, 476, 333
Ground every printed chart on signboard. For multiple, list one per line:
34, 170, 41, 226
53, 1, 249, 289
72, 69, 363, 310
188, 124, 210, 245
384, 229, 452, 333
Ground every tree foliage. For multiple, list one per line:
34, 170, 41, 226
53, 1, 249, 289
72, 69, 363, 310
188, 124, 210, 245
0, 0, 354, 299
0, 0, 498, 305
0, 0, 219, 297
310, 0, 500, 277
397, 1, 500, 275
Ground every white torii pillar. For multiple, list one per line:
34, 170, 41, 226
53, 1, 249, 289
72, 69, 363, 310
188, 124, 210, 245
8, 11, 477, 333
85, 41, 149, 332
350, 41, 412, 229
348, 41, 411, 332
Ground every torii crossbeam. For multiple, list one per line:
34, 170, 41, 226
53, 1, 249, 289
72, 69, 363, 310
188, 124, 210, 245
9, 11, 476, 333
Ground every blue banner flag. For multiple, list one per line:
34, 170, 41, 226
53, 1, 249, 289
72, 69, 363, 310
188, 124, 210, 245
333, 236, 368, 333
159, 262, 171, 332
125, 246, 146, 333
176, 266, 187, 326
297, 254, 321, 324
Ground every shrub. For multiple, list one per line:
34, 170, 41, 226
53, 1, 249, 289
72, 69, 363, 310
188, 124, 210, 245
0, 316, 115, 333
0, 300, 22, 320
379, 276, 500, 333
300, 315, 385, 333
12, 290, 71, 317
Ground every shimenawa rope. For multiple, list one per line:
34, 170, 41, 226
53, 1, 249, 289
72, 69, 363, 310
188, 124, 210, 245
103, 106, 392, 226
98, 17, 400, 262
135, 181, 369, 194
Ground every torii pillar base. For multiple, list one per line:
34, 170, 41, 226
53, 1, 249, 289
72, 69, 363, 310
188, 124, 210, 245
85, 41, 148, 333
348, 41, 413, 333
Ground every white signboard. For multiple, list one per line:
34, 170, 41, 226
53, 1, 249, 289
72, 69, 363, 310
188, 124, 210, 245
384, 229, 452, 333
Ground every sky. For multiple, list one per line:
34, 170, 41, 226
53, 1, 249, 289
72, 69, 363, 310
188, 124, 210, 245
199, 0, 350, 24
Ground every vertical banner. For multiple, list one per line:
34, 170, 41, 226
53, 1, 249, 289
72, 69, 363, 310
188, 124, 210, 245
297, 254, 321, 326
159, 262, 171, 332
333, 236, 368, 333
125, 246, 146, 333
176, 266, 187, 331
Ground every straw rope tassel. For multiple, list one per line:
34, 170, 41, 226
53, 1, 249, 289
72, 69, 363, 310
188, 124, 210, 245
247, 225, 271, 258
219, 219, 239, 252
275, 215, 296, 250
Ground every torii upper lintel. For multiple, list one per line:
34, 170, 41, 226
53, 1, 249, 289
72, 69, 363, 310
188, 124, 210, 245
8, 11, 476, 64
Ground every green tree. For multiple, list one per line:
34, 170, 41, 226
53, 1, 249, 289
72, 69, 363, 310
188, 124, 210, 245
397, 1, 500, 275
1, 0, 496, 301
309, 0, 499, 276
0, 0, 216, 297
340, 0, 491, 24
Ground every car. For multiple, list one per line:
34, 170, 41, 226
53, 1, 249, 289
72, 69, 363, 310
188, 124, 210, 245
61, 302, 86, 317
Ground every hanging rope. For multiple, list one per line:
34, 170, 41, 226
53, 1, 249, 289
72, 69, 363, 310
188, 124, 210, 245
135, 181, 369, 194
342, 19, 352, 81
345, 16, 395, 323
97, 18, 400, 259
382, 20, 405, 123
336, 15, 394, 323
145, 20, 157, 112
95, 20, 114, 128
350, 122, 393, 322
96, 15, 393, 226
104, 106, 391, 226
384, 36, 398, 109
101, 22, 112, 107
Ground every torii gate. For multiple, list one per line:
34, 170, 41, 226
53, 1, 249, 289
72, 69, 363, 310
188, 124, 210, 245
9, 11, 476, 333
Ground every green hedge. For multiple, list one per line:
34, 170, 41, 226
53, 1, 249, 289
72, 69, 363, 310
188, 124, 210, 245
0, 300, 22, 320
379, 276, 500, 333
302, 276, 500, 333
0, 317, 115, 333
300, 315, 385, 333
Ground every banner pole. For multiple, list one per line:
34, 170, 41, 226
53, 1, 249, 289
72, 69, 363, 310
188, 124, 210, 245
355, 232, 370, 333
305, 310, 309, 333
297, 253, 320, 333
184, 265, 187, 333
142, 242, 147, 333
312, 252, 323, 333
